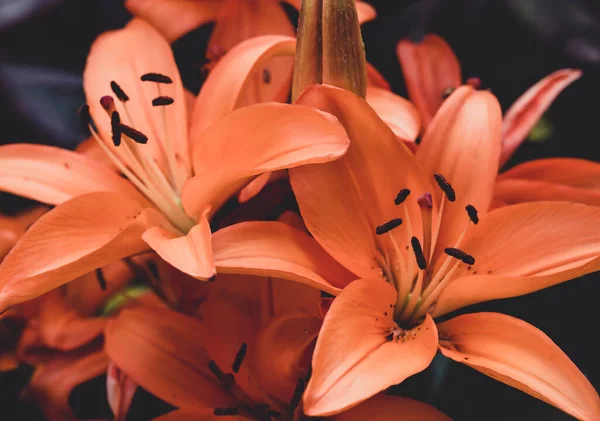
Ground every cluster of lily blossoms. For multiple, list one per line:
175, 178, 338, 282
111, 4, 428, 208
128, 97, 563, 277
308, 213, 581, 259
1, 0, 600, 420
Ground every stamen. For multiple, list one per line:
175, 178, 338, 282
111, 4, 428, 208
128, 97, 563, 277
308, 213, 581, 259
232, 342, 247, 373
410, 237, 427, 270
417, 193, 433, 264
117, 123, 148, 144
466, 204, 479, 224
110, 81, 129, 102
95, 268, 107, 291
466, 77, 481, 89
394, 188, 411, 205
375, 218, 403, 235
208, 360, 234, 391
78, 104, 91, 132
433, 173, 456, 202
214, 408, 239, 416
111, 111, 122, 146
152, 96, 174, 106
262, 68, 271, 84
140, 73, 173, 84
100, 96, 115, 112
444, 247, 475, 265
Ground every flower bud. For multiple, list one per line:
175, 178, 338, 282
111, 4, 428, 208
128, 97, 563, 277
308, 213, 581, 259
292, 0, 367, 101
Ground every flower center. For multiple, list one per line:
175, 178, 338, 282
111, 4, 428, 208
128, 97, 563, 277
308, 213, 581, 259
374, 173, 478, 328
81, 74, 195, 233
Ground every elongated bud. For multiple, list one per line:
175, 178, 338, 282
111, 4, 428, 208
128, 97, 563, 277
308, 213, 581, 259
292, 0, 367, 102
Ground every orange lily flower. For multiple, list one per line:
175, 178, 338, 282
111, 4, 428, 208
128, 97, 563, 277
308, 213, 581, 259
105, 272, 450, 421
260, 84, 600, 419
0, 19, 351, 312
395, 34, 600, 207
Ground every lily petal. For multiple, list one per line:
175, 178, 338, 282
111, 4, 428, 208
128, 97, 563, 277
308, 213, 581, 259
396, 34, 462, 129
435, 201, 600, 315
27, 344, 109, 420
251, 311, 321, 404
366, 86, 421, 141
438, 312, 600, 421
0, 192, 169, 312
495, 157, 600, 206
191, 35, 296, 137
38, 289, 107, 351
153, 409, 250, 421
332, 394, 452, 421
304, 279, 438, 416
125, 0, 222, 42
105, 306, 232, 409
84, 19, 190, 190
0, 214, 26, 261
182, 102, 350, 218
143, 209, 215, 279
292, 84, 430, 279
500, 69, 582, 166
212, 221, 353, 294
417, 86, 502, 259
366, 62, 391, 90
0, 144, 149, 206
107, 361, 137, 421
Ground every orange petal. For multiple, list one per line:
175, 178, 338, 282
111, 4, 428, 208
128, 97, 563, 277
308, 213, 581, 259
435, 201, 600, 315
143, 209, 216, 279
107, 361, 137, 421
37, 289, 107, 351
212, 221, 354, 294
332, 394, 452, 421
366, 86, 421, 141
417, 86, 502, 259
438, 312, 600, 421
182, 102, 350, 218
500, 69, 582, 166
76, 136, 119, 170
27, 344, 109, 420
0, 144, 149, 206
206, 0, 295, 106
269, 276, 322, 318
105, 306, 231, 409
84, 19, 190, 191
291, 84, 430, 279
304, 279, 438, 416
0, 214, 26, 261
191, 35, 295, 137
250, 311, 321, 404
125, 0, 222, 42
495, 157, 600, 206
0, 192, 169, 312
396, 34, 462, 129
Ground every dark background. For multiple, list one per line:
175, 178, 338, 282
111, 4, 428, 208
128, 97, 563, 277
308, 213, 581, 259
1, 0, 599, 419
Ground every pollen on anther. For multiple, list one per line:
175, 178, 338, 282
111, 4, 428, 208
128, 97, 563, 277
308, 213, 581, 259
376, 218, 403, 235
152, 96, 174, 106
466, 204, 479, 224
394, 188, 411, 205
411, 236, 427, 270
95, 268, 107, 291
232, 342, 247, 373
141, 73, 173, 84
433, 174, 456, 202
117, 123, 148, 144
110, 81, 129, 102
444, 247, 475, 265
262, 68, 271, 84
111, 111, 121, 146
